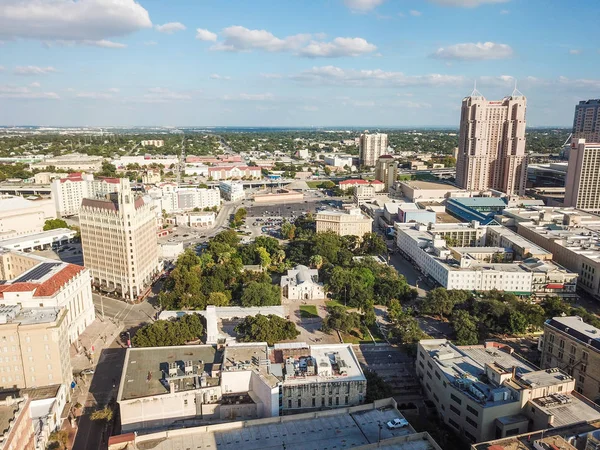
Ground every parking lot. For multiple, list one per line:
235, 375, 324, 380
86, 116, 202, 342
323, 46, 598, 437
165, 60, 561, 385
34, 242, 84, 266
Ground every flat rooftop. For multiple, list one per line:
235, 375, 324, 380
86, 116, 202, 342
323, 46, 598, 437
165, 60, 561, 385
545, 316, 600, 353
473, 419, 600, 450
0, 228, 75, 247
134, 402, 420, 450
118, 345, 223, 401
223, 343, 280, 388
530, 392, 600, 428
401, 180, 461, 191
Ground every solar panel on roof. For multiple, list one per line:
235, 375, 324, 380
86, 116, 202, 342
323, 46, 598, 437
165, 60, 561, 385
14, 262, 62, 283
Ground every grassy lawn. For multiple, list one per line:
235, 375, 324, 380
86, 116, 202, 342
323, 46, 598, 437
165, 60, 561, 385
306, 181, 323, 188
341, 330, 374, 344
325, 299, 347, 309
299, 305, 319, 318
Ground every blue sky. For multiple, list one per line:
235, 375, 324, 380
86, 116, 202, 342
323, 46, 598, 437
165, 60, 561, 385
0, 0, 598, 127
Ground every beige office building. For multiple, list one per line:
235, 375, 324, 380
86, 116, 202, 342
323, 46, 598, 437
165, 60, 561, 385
417, 339, 600, 444
0, 196, 56, 241
540, 316, 600, 403
456, 90, 528, 196
79, 179, 160, 300
359, 133, 388, 167
564, 139, 600, 213
316, 209, 373, 237
375, 155, 398, 192
0, 306, 71, 391
572, 99, 600, 143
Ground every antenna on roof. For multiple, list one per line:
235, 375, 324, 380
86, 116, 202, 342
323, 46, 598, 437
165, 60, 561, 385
512, 79, 524, 98
470, 80, 484, 98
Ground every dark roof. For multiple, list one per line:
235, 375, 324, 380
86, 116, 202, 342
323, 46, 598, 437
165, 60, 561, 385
546, 318, 600, 352
81, 198, 118, 211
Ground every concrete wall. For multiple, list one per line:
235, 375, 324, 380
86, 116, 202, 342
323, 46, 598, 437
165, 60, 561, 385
281, 380, 366, 414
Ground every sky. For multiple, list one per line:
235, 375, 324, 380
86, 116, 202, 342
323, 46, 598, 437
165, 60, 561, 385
0, 0, 598, 128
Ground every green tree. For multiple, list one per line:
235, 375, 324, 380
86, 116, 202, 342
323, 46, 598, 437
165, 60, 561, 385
507, 309, 528, 335
235, 314, 299, 345
207, 292, 230, 306
256, 246, 272, 269
309, 254, 323, 269
90, 406, 113, 422
133, 314, 205, 347
240, 281, 281, 306
213, 229, 240, 247
43, 218, 69, 231
281, 221, 296, 240
452, 310, 479, 345
322, 306, 362, 334
359, 232, 387, 256
364, 370, 393, 403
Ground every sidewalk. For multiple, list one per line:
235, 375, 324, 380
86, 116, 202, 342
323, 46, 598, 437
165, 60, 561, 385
70, 318, 123, 373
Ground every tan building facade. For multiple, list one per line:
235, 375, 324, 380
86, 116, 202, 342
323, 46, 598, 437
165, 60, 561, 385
0, 397, 35, 450
540, 316, 600, 403
375, 155, 398, 192
456, 91, 528, 196
0, 196, 56, 241
359, 133, 388, 167
316, 209, 373, 237
0, 307, 71, 391
572, 99, 600, 143
564, 139, 600, 213
80, 179, 160, 300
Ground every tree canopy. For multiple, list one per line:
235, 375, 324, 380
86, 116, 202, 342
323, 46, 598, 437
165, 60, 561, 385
43, 218, 69, 231
132, 314, 204, 347
235, 314, 299, 346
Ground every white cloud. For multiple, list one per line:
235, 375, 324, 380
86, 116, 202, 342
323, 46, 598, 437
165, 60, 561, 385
85, 39, 126, 48
223, 93, 275, 101
14, 66, 58, 76
397, 100, 432, 108
261, 73, 283, 79
569, 49, 582, 55
108, 88, 120, 93
29, 82, 41, 88
42, 39, 126, 48
0, 0, 152, 44
0, 66, 4, 72
292, 66, 464, 87
343, 0, 385, 12
76, 91, 114, 100
142, 87, 193, 102
500, 9, 510, 14
432, 42, 513, 60
557, 76, 600, 89
409, 10, 422, 16
303, 105, 319, 111
210, 74, 232, 80
156, 22, 186, 34
211, 26, 376, 58
299, 37, 377, 58
427, 0, 509, 6
144, 41, 157, 46
0, 85, 59, 99
196, 28, 218, 42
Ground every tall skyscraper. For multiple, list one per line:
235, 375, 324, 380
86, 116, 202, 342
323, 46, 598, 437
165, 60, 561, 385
79, 179, 160, 300
564, 139, 600, 213
359, 132, 388, 167
374, 155, 398, 192
455, 88, 528, 196
573, 99, 600, 143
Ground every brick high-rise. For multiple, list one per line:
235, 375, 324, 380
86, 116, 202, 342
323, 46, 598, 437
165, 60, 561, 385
456, 89, 528, 196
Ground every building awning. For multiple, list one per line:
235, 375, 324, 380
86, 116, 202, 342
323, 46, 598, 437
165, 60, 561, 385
546, 283, 564, 289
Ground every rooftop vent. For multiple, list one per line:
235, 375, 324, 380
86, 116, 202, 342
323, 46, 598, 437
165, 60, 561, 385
168, 362, 178, 377
185, 360, 193, 375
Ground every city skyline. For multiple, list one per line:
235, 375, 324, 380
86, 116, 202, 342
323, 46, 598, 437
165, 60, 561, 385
0, 0, 598, 127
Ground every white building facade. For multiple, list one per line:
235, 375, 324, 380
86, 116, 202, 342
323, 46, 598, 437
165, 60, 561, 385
281, 265, 325, 300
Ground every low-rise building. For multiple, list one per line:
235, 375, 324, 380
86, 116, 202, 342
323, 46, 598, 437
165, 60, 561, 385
540, 316, 600, 403
0, 251, 95, 343
446, 197, 508, 225
0, 396, 34, 450
219, 181, 245, 201
316, 208, 373, 237
110, 398, 442, 450
0, 229, 76, 252
253, 189, 304, 204
208, 165, 261, 180
323, 154, 355, 168
417, 339, 600, 443
0, 196, 57, 241
339, 179, 384, 192
354, 185, 377, 205
117, 342, 366, 433
177, 188, 221, 210
398, 203, 436, 225
170, 212, 216, 228
0, 307, 71, 391
375, 155, 398, 192
399, 180, 464, 202
140, 140, 164, 147
32, 153, 103, 173
281, 265, 325, 300
141, 169, 161, 184
184, 163, 209, 177
112, 155, 178, 169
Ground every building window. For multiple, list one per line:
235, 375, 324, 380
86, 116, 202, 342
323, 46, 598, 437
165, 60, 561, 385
298, 399, 301, 408
450, 405, 461, 416
329, 398, 332, 406
288, 399, 292, 408
450, 394, 462, 405
579, 375, 585, 384
465, 431, 477, 442
448, 418, 460, 429
466, 405, 479, 417
465, 417, 478, 428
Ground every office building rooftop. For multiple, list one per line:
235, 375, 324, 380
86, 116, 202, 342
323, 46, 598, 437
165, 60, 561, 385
545, 316, 600, 352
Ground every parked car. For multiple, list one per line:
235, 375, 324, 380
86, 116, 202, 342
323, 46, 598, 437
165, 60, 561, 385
80, 368, 95, 376
386, 418, 409, 429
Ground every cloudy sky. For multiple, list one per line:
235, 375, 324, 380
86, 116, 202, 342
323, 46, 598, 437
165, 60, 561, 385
0, 0, 597, 127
